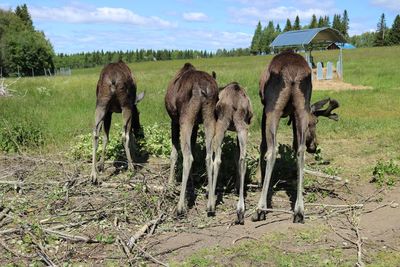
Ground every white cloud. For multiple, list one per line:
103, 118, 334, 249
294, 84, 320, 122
30, 6, 176, 28
182, 12, 209, 22
370, 0, 400, 11
229, 6, 330, 26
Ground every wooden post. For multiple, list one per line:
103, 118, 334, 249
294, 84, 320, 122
17, 66, 20, 77
32, 68, 34, 77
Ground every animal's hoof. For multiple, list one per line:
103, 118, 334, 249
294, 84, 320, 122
235, 211, 245, 225
251, 210, 266, 222
293, 212, 305, 224
207, 210, 216, 217
176, 207, 187, 219
90, 172, 99, 185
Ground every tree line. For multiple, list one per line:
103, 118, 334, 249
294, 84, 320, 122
0, 4, 55, 76
250, 11, 400, 53
350, 13, 400, 47
250, 10, 350, 54
54, 48, 251, 69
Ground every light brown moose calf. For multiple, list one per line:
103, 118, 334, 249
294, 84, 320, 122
253, 50, 339, 223
165, 63, 218, 216
90, 61, 144, 184
211, 82, 253, 223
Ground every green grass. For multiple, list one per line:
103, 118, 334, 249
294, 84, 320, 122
173, 227, 355, 267
1, 46, 400, 161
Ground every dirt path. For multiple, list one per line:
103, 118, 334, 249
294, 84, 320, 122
146, 183, 400, 264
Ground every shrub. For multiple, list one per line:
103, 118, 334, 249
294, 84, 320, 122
69, 123, 171, 161
0, 119, 44, 152
372, 160, 400, 187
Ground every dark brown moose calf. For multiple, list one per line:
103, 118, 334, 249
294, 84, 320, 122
90, 61, 144, 184
212, 82, 253, 223
165, 63, 218, 216
253, 51, 339, 223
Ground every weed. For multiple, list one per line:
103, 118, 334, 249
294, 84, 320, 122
371, 160, 400, 187
0, 118, 44, 153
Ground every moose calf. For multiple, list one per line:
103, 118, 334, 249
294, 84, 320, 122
254, 51, 339, 223
165, 63, 218, 216
90, 61, 144, 184
211, 82, 253, 223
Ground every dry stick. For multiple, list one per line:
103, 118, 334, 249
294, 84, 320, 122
306, 203, 364, 208
0, 236, 35, 258
0, 208, 11, 222
127, 213, 166, 250
304, 168, 342, 181
117, 236, 134, 263
353, 223, 365, 267
131, 242, 168, 267
43, 228, 97, 243
362, 201, 394, 214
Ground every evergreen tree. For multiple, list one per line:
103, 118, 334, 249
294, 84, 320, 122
283, 18, 292, 32
332, 14, 342, 32
15, 4, 33, 29
374, 13, 389, 46
260, 21, 275, 53
389, 14, 400, 45
342, 10, 349, 37
309, 14, 318, 29
250, 21, 263, 54
324, 16, 331, 27
318, 16, 324, 28
275, 24, 282, 33
293, 16, 301, 30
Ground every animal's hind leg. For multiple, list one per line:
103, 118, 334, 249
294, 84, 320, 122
176, 117, 195, 216
122, 107, 134, 170
98, 112, 111, 172
293, 112, 308, 223
236, 127, 248, 225
252, 112, 279, 221
91, 106, 107, 184
208, 119, 228, 216
168, 121, 180, 185
255, 110, 267, 187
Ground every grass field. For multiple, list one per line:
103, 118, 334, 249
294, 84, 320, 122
1, 46, 400, 175
1, 46, 400, 266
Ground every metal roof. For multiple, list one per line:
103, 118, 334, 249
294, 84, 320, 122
270, 27, 347, 49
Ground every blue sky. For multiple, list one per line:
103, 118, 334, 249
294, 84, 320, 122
1, 0, 399, 53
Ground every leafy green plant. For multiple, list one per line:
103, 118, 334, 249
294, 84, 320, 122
372, 160, 400, 187
0, 118, 44, 152
138, 123, 171, 158
68, 123, 171, 161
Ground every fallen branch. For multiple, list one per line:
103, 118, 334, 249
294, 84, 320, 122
131, 242, 168, 267
304, 169, 342, 181
306, 203, 363, 208
43, 228, 97, 243
0, 207, 11, 222
127, 213, 166, 250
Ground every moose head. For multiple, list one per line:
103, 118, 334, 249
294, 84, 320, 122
306, 98, 340, 153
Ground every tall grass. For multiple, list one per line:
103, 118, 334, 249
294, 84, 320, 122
1, 46, 400, 154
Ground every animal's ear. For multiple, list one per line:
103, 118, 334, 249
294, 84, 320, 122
312, 98, 340, 121
212, 71, 216, 79
135, 92, 145, 104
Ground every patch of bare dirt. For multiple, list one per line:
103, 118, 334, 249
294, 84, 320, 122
313, 79, 372, 91
0, 154, 399, 266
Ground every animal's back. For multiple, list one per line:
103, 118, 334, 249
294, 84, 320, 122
260, 51, 312, 112
217, 83, 253, 128
97, 61, 137, 112
165, 63, 218, 118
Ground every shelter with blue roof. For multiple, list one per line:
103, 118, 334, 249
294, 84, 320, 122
270, 27, 349, 79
